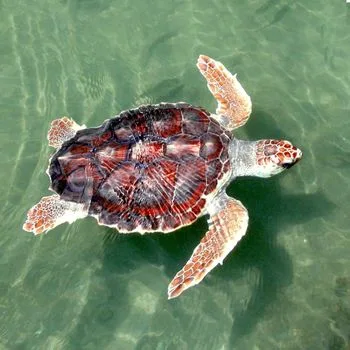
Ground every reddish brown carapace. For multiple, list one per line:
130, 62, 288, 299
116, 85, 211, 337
49, 104, 232, 232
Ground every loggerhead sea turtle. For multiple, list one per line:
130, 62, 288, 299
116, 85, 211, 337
23, 55, 302, 299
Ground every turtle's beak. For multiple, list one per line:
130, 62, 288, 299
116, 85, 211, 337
282, 162, 294, 169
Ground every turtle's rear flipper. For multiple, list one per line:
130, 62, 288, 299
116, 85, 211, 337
48, 117, 85, 149
168, 194, 249, 299
23, 195, 87, 235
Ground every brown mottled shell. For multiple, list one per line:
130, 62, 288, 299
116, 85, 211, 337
49, 103, 232, 232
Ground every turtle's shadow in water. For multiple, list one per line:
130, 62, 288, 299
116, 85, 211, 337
223, 109, 335, 346
224, 179, 333, 345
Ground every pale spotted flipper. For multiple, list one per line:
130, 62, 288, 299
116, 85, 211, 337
23, 195, 87, 235
168, 194, 249, 299
197, 55, 252, 130
48, 117, 85, 149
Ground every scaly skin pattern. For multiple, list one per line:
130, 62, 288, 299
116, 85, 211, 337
48, 117, 84, 149
197, 55, 252, 130
168, 195, 248, 298
256, 139, 301, 167
23, 195, 86, 235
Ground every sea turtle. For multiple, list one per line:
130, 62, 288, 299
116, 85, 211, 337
23, 55, 302, 299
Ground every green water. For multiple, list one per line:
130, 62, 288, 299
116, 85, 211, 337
1, 0, 350, 349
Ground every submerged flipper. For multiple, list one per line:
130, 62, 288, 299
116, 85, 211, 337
48, 117, 85, 149
23, 195, 87, 235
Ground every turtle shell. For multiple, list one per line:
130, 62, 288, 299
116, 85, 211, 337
49, 103, 232, 232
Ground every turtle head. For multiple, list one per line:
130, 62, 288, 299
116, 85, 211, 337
254, 139, 302, 177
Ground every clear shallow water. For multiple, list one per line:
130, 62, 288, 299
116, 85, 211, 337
1, 0, 350, 349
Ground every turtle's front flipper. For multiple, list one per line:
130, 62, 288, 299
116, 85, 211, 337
168, 193, 249, 299
197, 55, 252, 130
48, 117, 85, 149
23, 195, 87, 235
